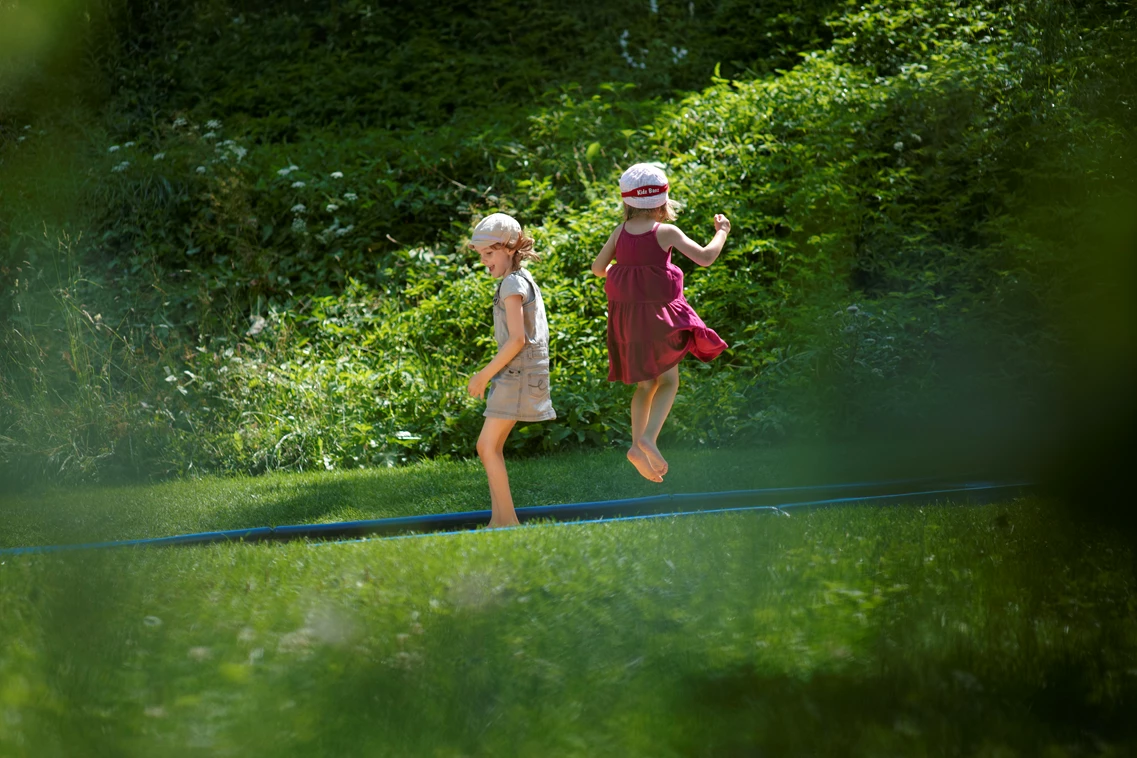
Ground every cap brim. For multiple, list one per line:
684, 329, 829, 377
472, 231, 518, 248
623, 193, 669, 209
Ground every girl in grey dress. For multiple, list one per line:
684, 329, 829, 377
466, 213, 556, 527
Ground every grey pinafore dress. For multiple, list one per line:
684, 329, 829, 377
484, 269, 556, 422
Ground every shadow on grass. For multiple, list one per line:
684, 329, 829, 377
672, 653, 1137, 756
233, 464, 486, 530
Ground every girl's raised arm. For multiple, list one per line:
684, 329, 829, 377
590, 227, 621, 277
658, 214, 731, 267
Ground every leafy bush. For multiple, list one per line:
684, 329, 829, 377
1, 0, 1134, 484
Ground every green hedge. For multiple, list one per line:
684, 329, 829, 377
1, 0, 1134, 483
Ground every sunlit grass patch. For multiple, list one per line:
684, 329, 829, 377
2, 498, 1134, 756
1, 444, 916, 549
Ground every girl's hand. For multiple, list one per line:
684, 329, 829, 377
714, 214, 731, 235
467, 370, 490, 399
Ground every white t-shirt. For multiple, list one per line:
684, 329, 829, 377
493, 269, 549, 350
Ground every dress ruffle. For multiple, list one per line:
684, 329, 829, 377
606, 283, 727, 384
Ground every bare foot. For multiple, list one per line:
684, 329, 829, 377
487, 517, 520, 529
637, 438, 668, 476
636, 438, 668, 475
627, 446, 663, 483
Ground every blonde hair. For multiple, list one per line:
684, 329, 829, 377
508, 233, 540, 272
623, 200, 678, 223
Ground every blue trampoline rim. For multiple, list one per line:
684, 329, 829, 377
327, 481, 1030, 547
0, 480, 1032, 557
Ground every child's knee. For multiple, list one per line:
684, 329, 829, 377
476, 434, 499, 461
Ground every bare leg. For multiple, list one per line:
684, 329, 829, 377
476, 417, 519, 527
627, 379, 663, 482
638, 364, 679, 475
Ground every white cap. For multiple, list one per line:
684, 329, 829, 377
470, 213, 521, 248
619, 163, 670, 208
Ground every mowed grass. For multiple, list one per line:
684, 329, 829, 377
1, 496, 1135, 757
0, 444, 1014, 550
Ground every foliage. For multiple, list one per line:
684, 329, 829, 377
1, 0, 1135, 483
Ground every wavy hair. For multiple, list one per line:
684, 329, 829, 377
508, 233, 540, 271
623, 200, 679, 223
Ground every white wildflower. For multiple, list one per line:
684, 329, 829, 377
112, 161, 130, 172
315, 220, 340, 244
205, 119, 222, 129
330, 171, 344, 179
334, 225, 354, 237
17, 136, 26, 143
213, 139, 247, 162
291, 217, 307, 233
893, 141, 904, 151
196, 166, 206, 174
649, 0, 658, 13
124, 141, 135, 148
291, 181, 306, 188
172, 117, 188, 128
23, 125, 30, 130
202, 131, 217, 140
213, 139, 244, 161
108, 145, 120, 152
326, 204, 339, 212
277, 165, 299, 176
153, 152, 165, 161
343, 192, 358, 202
290, 204, 307, 214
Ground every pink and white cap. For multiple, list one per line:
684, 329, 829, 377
619, 163, 670, 209
470, 212, 521, 249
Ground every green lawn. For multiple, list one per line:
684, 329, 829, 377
1, 444, 1017, 550
2, 474, 1135, 755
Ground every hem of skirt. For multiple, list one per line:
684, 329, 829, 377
608, 352, 688, 385
483, 410, 557, 422
690, 343, 728, 363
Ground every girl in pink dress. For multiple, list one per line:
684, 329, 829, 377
591, 163, 731, 482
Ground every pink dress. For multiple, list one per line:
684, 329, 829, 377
605, 223, 728, 384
